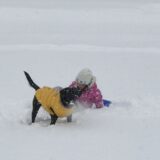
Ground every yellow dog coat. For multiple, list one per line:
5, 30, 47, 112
35, 87, 73, 117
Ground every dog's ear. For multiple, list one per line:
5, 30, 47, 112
60, 88, 71, 106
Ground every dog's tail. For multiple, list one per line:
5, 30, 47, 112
24, 71, 40, 90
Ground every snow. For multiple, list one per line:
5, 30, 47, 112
0, 1, 160, 160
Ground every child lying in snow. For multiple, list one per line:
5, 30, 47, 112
69, 68, 103, 108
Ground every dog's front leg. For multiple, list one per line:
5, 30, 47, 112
67, 115, 72, 122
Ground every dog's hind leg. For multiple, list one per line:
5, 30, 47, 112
50, 114, 58, 125
32, 96, 41, 123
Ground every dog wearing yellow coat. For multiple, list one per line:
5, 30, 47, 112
24, 71, 87, 125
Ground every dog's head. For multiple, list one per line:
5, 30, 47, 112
60, 87, 85, 107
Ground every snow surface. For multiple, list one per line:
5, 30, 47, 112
0, 1, 160, 160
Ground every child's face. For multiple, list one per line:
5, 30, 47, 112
77, 83, 87, 89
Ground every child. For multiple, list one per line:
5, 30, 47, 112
69, 68, 103, 108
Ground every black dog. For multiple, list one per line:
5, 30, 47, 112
24, 71, 87, 125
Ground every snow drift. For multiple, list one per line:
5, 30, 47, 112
0, 0, 160, 160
